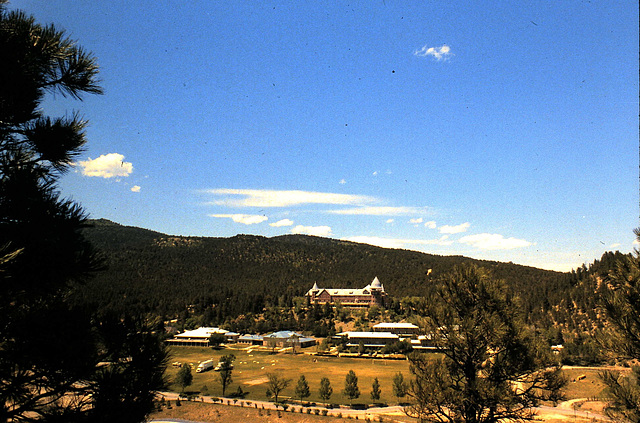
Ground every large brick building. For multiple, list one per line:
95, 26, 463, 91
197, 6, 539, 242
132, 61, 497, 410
305, 277, 388, 307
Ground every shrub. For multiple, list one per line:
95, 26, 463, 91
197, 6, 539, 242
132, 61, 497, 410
321, 409, 328, 416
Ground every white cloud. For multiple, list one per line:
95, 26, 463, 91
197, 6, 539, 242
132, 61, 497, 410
270, 219, 294, 227
290, 225, 332, 237
439, 222, 470, 234
342, 235, 454, 250
328, 206, 431, 216
458, 233, 532, 250
205, 188, 377, 208
78, 153, 133, 178
414, 44, 453, 61
339, 179, 346, 185
409, 218, 423, 224
130, 185, 141, 193
210, 214, 268, 225
425, 221, 437, 229
386, 219, 394, 224
609, 243, 621, 249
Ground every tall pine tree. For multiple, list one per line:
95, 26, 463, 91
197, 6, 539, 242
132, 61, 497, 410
0, 3, 166, 421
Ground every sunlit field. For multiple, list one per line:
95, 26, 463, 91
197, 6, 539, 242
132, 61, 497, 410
166, 345, 413, 405
166, 345, 610, 407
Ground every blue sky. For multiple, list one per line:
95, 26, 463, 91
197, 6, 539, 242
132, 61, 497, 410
13, 1, 638, 271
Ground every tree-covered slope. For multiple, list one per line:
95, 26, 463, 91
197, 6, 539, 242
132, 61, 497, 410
76, 219, 573, 323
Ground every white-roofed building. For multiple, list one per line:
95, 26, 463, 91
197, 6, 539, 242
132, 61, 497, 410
373, 322, 420, 336
166, 327, 233, 347
337, 331, 399, 348
306, 277, 388, 307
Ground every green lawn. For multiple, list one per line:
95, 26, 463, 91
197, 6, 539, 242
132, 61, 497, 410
166, 345, 413, 405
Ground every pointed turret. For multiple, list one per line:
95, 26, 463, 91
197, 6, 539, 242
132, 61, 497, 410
370, 276, 382, 290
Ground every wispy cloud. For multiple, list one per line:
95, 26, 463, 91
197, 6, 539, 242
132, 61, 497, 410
342, 235, 454, 249
291, 225, 332, 237
210, 214, 268, 225
78, 153, 133, 178
425, 221, 437, 229
205, 188, 377, 208
270, 219, 294, 227
458, 233, 532, 250
328, 206, 431, 216
439, 222, 470, 234
130, 185, 141, 193
409, 218, 423, 224
414, 44, 453, 61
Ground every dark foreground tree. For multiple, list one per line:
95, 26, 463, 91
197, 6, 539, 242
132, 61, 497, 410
266, 373, 291, 404
406, 265, 566, 423
0, 4, 166, 421
218, 354, 235, 396
599, 229, 640, 422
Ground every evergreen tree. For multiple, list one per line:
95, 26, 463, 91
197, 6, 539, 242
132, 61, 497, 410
209, 332, 226, 349
343, 370, 360, 405
599, 228, 640, 422
319, 377, 333, 402
218, 354, 235, 396
370, 377, 381, 402
295, 375, 311, 402
0, 4, 166, 422
406, 265, 566, 423
392, 372, 408, 404
176, 364, 193, 393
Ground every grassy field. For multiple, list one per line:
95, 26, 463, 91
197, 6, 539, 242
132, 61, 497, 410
561, 368, 608, 400
159, 346, 617, 423
165, 345, 611, 406
166, 345, 412, 405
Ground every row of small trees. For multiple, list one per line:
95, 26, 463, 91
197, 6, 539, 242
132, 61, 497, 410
265, 371, 409, 405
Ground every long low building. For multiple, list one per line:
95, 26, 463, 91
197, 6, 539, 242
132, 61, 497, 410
337, 331, 399, 348
373, 322, 420, 336
166, 327, 238, 346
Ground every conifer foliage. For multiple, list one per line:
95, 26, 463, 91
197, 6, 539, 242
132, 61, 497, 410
599, 229, 640, 422
0, 3, 166, 421
406, 265, 566, 423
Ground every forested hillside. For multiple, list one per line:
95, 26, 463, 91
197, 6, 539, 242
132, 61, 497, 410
76, 220, 568, 317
